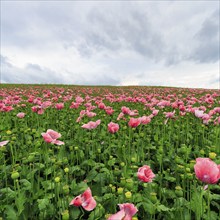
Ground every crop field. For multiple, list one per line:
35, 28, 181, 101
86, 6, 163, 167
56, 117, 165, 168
0, 84, 220, 220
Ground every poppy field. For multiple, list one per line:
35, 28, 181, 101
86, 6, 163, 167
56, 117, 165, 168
0, 84, 220, 220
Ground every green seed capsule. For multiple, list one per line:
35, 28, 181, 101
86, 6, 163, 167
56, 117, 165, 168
125, 191, 132, 199
117, 187, 124, 194
62, 210, 69, 220
11, 171, 20, 180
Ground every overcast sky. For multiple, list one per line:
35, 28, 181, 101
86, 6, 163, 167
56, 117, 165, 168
1, 0, 219, 89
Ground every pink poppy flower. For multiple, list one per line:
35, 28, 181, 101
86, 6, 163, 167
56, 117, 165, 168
195, 110, 204, 118
86, 111, 96, 118
129, 110, 138, 116
69, 187, 96, 211
194, 158, 220, 184
17, 112, 25, 118
117, 112, 125, 120
121, 106, 131, 115
41, 129, 64, 145
98, 102, 106, 109
105, 106, 114, 115
140, 116, 151, 125
152, 109, 159, 116
108, 122, 119, 133
128, 118, 141, 128
164, 111, 175, 118
108, 203, 138, 220
81, 120, 101, 130
137, 165, 155, 182
55, 103, 64, 110
0, 140, 9, 147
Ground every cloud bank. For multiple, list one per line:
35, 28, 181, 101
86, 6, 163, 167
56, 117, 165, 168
1, 1, 219, 88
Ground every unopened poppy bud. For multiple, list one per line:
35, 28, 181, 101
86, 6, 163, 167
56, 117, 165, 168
55, 177, 60, 183
120, 162, 125, 167
6, 130, 12, 135
185, 167, 191, 173
64, 167, 69, 173
199, 149, 205, 155
62, 185, 69, 194
11, 171, 20, 180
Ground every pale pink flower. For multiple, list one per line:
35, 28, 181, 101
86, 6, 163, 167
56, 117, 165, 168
117, 112, 125, 120
129, 110, 139, 116
108, 203, 138, 220
86, 111, 96, 118
137, 165, 155, 183
81, 120, 101, 130
164, 111, 175, 118
195, 110, 204, 118
17, 112, 25, 118
0, 140, 9, 147
108, 122, 119, 133
140, 116, 151, 125
194, 158, 220, 184
69, 187, 96, 211
41, 129, 64, 145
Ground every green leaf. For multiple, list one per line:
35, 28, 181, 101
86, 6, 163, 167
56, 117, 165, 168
157, 204, 170, 212
15, 192, 26, 215
88, 204, 105, 220
5, 206, 18, 220
86, 169, 98, 182
0, 187, 16, 200
142, 200, 156, 215
37, 198, 50, 211
69, 206, 81, 220
20, 179, 31, 191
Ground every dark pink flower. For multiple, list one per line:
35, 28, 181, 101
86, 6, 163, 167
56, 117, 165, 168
17, 112, 25, 118
194, 158, 220, 184
69, 187, 96, 211
41, 129, 64, 145
98, 102, 106, 109
121, 106, 131, 115
108, 122, 119, 133
128, 118, 141, 128
81, 120, 101, 130
137, 165, 155, 183
108, 203, 138, 220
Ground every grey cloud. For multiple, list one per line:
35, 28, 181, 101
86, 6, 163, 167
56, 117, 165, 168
1, 55, 64, 84
191, 10, 219, 63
